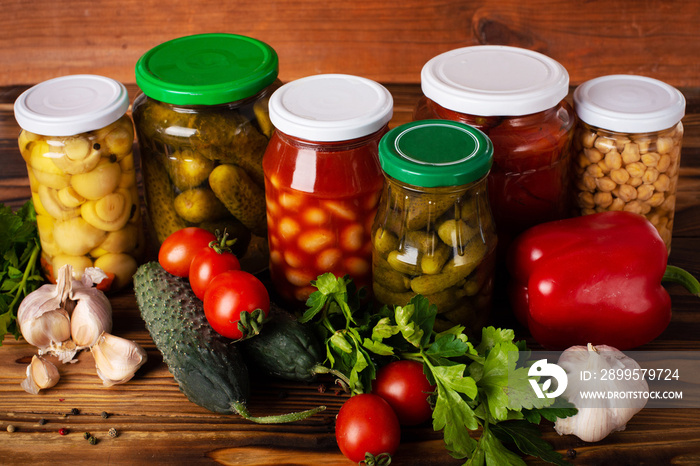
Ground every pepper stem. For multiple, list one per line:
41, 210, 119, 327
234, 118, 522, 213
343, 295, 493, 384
663, 265, 700, 297
231, 401, 326, 424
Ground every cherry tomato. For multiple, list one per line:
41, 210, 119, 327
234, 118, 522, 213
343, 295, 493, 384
335, 393, 401, 463
203, 270, 270, 340
372, 360, 435, 426
158, 227, 216, 277
189, 247, 241, 300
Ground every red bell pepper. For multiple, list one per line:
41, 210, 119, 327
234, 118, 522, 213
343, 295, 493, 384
507, 211, 700, 350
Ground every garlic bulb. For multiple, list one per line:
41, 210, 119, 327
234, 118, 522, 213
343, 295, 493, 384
70, 275, 113, 348
21, 355, 60, 394
18, 265, 76, 362
554, 343, 649, 442
91, 332, 147, 387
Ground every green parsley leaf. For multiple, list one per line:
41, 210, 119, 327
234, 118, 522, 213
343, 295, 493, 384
491, 420, 572, 466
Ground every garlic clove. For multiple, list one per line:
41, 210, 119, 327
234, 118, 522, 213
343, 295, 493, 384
21, 308, 72, 349
70, 288, 112, 348
91, 332, 147, 387
21, 355, 60, 394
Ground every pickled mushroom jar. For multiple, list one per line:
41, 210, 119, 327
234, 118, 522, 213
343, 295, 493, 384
371, 120, 497, 335
572, 75, 686, 252
414, 46, 575, 256
132, 33, 281, 271
263, 74, 393, 305
14, 74, 144, 291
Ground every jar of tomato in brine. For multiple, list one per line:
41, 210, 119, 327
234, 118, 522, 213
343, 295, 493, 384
371, 120, 496, 335
263, 74, 393, 304
414, 46, 575, 255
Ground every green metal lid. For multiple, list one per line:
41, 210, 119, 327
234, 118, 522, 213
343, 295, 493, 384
378, 120, 493, 187
135, 33, 279, 106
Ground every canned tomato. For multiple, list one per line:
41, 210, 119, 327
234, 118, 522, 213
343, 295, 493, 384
572, 75, 686, 251
414, 46, 575, 254
263, 74, 393, 305
132, 33, 280, 271
372, 120, 496, 335
14, 75, 144, 291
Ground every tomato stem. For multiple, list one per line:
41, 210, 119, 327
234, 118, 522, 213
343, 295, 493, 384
231, 401, 326, 424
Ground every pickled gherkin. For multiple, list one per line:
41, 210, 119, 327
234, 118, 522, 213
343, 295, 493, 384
371, 120, 496, 336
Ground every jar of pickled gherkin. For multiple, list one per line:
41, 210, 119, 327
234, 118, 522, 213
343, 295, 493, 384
14, 74, 144, 291
371, 120, 496, 335
414, 46, 575, 257
263, 74, 393, 305
132, 33, 281, 271
572, 75, 686, 252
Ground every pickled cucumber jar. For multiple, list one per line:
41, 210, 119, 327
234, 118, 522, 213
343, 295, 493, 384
572, 75, 686, 251
263, 74, 393, 305
371, 120, 496, 335
14, 75, 144, 291
132, 33, 280, 271
414, 46, 575, 256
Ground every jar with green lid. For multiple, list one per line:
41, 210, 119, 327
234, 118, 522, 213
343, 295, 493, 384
572, 75, 686, 252
14, 74, 144, 292
132, 33, 281, 271
371, 120, 497, 335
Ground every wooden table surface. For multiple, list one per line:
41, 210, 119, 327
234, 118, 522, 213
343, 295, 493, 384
1, 83, 699, 465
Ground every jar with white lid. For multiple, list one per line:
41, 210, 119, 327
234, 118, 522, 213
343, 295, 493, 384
14, 75, 144, 291
414, 46, 575, 255
262, 74, 393, 305
572, 75, 686, 251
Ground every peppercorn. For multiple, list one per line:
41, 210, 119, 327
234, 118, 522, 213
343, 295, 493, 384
93, 143, 101, 150
567, 448, 577, 459
58, 427, 69, 436
38, 418, 47, 425
89, 436, 98, 445
70, 408, 80, 415
83, 432, 91, 440
108, 427, 118, 438
7, 425, 16, 433
101, 411, 110, 419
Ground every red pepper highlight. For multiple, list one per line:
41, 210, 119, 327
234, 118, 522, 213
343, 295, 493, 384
507, 211, 700, 350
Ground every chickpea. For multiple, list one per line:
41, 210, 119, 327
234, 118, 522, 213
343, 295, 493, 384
628, 176, 643, 187
653, 174, 671, 192
656, 137, 674, 154
609, 198, 626, 211
641, 152, 661, 167
585, 147, 604, 163
577, 153, 591, 169
586, 164, 604, 178
595, 176, 616, 192
604, 150, 622, 170
581, 130, 597, 148
657, 154, 672, 173
636, 184, 655, 201
610, 168, 630, 185
617, 184, 638, 202
621, 143, 641, 164
647, 192, 665, 207
661, 194, 676, 212
594, 136, 616, 154
578, 191, 595, 209
581, 174, 597, 191
623, 200, 643, 215
626, 161, 646, 179
593, 191, 613, 208
642, 168, 659, 185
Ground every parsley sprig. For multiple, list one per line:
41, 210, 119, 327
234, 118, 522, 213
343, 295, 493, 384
300, 273, 576, 466
0, 200, 44, 344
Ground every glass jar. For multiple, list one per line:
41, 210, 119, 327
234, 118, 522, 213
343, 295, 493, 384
572, 75, 686, 251
414, 46, 575, 255
372, 120, 496, 335
132, 33, 280, 272
14, 75, 144, 291
263, 74, 393, 305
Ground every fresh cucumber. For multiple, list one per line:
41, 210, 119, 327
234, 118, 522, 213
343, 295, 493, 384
133, 261, 324, 422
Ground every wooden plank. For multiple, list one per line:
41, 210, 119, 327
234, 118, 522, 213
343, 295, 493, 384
1, 0, 700, 87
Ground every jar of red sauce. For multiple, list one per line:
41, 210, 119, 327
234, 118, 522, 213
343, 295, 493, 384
414, 46, 575, 255
263, 74, 393, 304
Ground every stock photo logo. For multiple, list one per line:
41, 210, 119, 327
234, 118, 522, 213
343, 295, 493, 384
528, 359, 568, 399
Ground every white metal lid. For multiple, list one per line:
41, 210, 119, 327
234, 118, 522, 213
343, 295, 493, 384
573, 75, 686, 133
14, 75, 130, 136
420, 45, 570, 116
268, 74, 394, 142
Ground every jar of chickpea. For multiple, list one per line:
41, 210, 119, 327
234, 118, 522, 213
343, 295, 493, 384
572, 75, 686, 251
14, 75, 144, 291
263, 74, 393, 305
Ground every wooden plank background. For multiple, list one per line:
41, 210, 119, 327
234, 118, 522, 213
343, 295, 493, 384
2, 0, 699, 89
